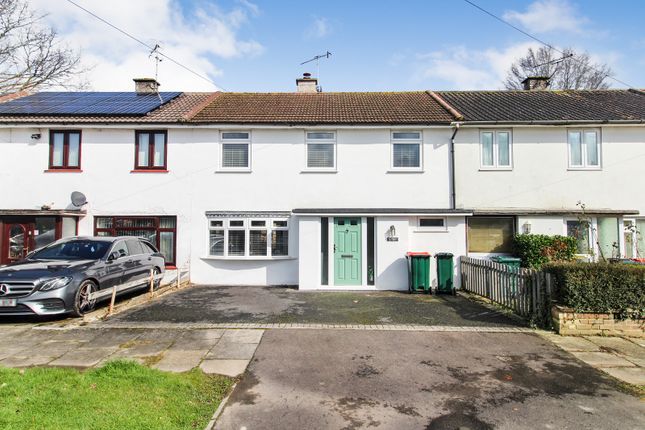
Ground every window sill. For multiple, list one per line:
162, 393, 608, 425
300, 169, 337, 174
567, 167, 602, 171
386, 169, 424, 173
215, 169, 252, 173
413, 229, 449, 233
131, 169, 169, 173
479, 167, 513, 171
44, 169, 83, 173
201, 255, 295, 261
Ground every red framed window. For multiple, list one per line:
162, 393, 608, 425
94, 216, 176, 266
49, 130, 81, 169
134, 130, 167, 170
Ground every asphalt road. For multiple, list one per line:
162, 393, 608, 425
215, 330, 645, 430
108, 286, 521, 327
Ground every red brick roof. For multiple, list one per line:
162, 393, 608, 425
188, 92, 457, 124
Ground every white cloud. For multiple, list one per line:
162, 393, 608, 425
305, 17, 331, 39
503, 0, 589, 34
414, 42, 538, 90
30, 0, 264, 91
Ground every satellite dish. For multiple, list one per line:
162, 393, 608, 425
71, 191, 87, 207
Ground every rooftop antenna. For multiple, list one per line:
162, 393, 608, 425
300, 51, 332, 91
532, 53, 575, 79
149, 43, 164, 102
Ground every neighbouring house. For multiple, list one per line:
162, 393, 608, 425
0, 74, 643, 297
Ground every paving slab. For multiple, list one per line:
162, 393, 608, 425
49, 347, 117, 368
545, 335, 601, 352
0, 354, 57, 367
221, 329, 264, 344
571, 351, 637, 368
111, 340, 173, 358
80, 329, 142, 348
602, 367, 645, 386
585, 336, 645, 359
154, 350, 206, 372
206, 342, 259, 360
169, 329, 224, 350
200, 359, 250, 377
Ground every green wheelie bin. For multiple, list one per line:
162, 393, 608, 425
435, 253, 455, 295
406, 252, 431, 293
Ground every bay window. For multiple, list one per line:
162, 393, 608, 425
207, 215, 289, 258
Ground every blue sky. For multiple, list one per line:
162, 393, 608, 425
34, 0, 645, 92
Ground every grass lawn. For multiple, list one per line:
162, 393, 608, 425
0, 360, 234, 430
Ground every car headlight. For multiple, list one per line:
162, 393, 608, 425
39, 276, 73, 291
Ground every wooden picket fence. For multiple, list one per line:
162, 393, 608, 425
460, 256, 555, 327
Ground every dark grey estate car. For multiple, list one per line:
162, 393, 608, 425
0, 236, 165, 317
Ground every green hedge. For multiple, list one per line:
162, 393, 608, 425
546, 262, 645, 319
513, 234, 577, 268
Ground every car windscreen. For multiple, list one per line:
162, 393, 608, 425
30, 240, 111, 260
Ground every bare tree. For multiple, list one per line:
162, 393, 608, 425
0, 0, 83, 94
504, 46, 613, 90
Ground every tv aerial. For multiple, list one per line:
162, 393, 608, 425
300, 51, 332, 90
149, 43, 164, 102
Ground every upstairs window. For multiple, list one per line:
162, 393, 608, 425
221, 131, 250, 170
49, 130, 81, 169
568, 129, 600, 169
306, 131, 336, 170
480, 130, 512, 169
391, 131, 422, 170
135, 130, 167, 170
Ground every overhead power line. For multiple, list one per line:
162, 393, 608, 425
462, 0, 636, 89
64, 0, 226, 91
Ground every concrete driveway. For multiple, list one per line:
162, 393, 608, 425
106, 286, 521, 327
215, 330, 645, 429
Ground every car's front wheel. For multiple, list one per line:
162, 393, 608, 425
72, 280, 98, 317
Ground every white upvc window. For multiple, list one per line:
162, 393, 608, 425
480, 130, 512, 169
568, 129, 601, 169
391, 131, 422, 171
416, 217, 447, 232
220, 131, 251, 171
208, 217, 289, 258
305, 131, 336, 170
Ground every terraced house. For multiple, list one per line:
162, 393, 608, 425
0, 75, 643, 291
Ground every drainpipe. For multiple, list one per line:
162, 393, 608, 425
449, 122, 462, 210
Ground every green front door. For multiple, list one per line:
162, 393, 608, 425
334, 217, 362, 285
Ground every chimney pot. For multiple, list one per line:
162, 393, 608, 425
133, 78, 160, 94
521, 76, 550, 91
296, 73, 318, 93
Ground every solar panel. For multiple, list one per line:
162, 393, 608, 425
0, 92, 182, 116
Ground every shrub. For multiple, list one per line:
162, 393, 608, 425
513, 234, 577, 268
545, 262, 645, 319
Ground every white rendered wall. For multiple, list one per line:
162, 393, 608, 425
0, 126, 454, 287
454, 126, 645, 214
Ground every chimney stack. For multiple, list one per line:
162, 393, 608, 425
133, 78, 160, 94
521, 76, 550, 91
296, 73, 318, 93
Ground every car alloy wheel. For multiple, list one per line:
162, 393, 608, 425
74, 280, 97, 316
153, 267, 162, 290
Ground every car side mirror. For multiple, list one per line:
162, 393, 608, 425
107, 251, 120, 262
